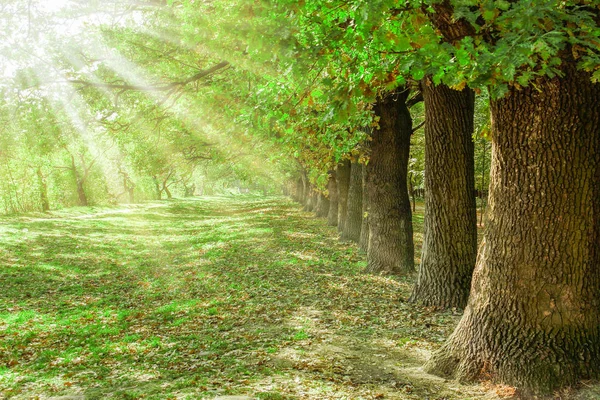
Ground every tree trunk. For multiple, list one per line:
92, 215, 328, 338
295, 177, 303, 203
336, 160, 351, 233
76, 180, 88, 206
327, 172, 338, 226
164, 185, 172, 199
359, 164, 369, 252
410, 79, 477, 309
314, 191, 322, 214
342, 162, 363, 242
408, 173, 416, 213
36, 167, 50, 212
425, 62, 600, 395
304, 187, 315, 212
365, 89, 414, 275
301, 171, 309, 206
316, 192, 330, 218
70, 155, 88, 207
153, 176, 162, 200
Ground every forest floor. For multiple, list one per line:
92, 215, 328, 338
1, 196, 598, 400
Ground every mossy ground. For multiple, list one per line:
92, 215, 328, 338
0, 196, 597, 399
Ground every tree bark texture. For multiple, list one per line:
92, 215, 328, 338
365, 90, 414, 275
410, 79, 477, 309
342, 162, 363, 242
336, 160, 351, 233
425, 62, 600, 394
359, 165, 370, 251
327, 173, 339, 226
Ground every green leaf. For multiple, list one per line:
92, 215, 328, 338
412, 68, 425, 81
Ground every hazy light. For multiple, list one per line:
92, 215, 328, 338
41, 0, 70, 12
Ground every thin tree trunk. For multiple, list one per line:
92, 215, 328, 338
410, 79, 477, 309
69, 154, 89, 207
342, 162, 363, 242
163, 185, 172, 199
327, 172, 338, 226
359, 164, 369, 251
408, 173, 416, 213
365, 89, 414, 275
426, 60, 600, 395
36, 167, 50, 212
336, 160, 351, 233
153, 176, 162, 200
76, 180, 88, 206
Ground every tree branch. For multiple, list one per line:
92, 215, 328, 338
412, 120, 425, 133
406, 90, 423, 108
70, 61, 230, 92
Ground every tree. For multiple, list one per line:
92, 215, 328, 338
326, 172, 338, 226
419, 0, 600, 393
341, 161, 363, 242
410, 79, 477, 309
365, 89, 414, 275
336, 160, 351, 233
426, 55, 600, 395
359, 164, 369, 251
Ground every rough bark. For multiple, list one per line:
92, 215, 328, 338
327, 172, 339, 226
342, 162, 363, 242
410, 79, 477, 309
336, 160, 351, 233
359, 165, 369, 251
426, 61, 600, 394
365, 89, 414, 275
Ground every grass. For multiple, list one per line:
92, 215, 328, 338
0, 196, 597, 400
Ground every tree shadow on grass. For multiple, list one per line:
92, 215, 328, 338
3, 197, 591, 399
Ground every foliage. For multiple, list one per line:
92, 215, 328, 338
3, 0, 597, 199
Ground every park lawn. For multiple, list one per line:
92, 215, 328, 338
0, 196, 594, 400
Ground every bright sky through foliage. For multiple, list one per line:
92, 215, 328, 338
41, 0, 69, 11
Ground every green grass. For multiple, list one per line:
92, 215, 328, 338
0, 196, 597, 400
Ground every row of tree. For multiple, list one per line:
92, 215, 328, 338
268, 0, 600, 396
1, 0, 598, 396
0, 96, 269, 213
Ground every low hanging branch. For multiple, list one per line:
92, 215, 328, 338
69, 61, 230, 92
406, 90, 423, 108
412, 120, 425, 133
